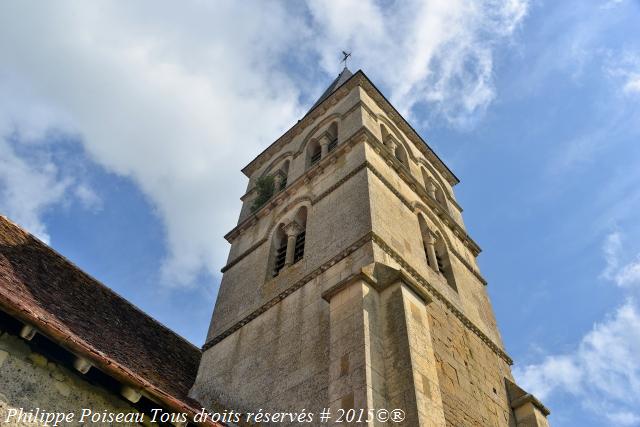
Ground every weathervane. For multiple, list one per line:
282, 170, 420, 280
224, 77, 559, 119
341, 50, 351, 69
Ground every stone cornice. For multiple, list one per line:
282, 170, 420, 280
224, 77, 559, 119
363, 146, 486, 282
356, 72, 459, 185
220, 237, 268, 273
311, 162, 367, 206
320, 271, 378, 303
204, 231, 375, 351
238, 100, 371, 205
364, 134, 482, 256
227, 127, 480, 258
240, 70, 458, 187
506, 378, 551, 416
221, 129, 486, 285
370, 233, 512, 365
240, 186, 256, 202
451, 247, 487, 286
220, 162, 487, 286
359, 100, 461, 205
222, 156, 486, 286
321, 263, 433, 306
510, 394, 551, 416
219, 161, 368, 273
240, 73, 361, 178
204, 231, 512, 366
225, 128, 368, 242
448, 195, 463, 213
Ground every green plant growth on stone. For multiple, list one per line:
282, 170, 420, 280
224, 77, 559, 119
251, 175, 275, 213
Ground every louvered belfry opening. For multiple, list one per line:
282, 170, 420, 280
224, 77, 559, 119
310, 149, 321, 165
280, 160, 290, 190
273, 242, 287, 276
327, 122, 338, 152
293, 231, 305, 263
292, 206, 307, 264
308, 139, 321, 167
272, 225, 287, 277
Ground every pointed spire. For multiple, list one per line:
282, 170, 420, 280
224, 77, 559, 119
306, 67, 354, 115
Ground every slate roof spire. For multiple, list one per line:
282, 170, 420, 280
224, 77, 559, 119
307, 67, 353, 114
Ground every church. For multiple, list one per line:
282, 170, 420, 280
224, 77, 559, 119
0, 69, 550, 426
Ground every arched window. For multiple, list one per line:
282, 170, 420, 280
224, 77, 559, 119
419, 215, 457, 291
308, 140, 321, 167
395, 144, 409, 166
380, 124, 390, 142
421, 168, 447, 209
327, 122, 338, 152
421, 168, 431, 191
271, 225, 287, 277
435, 238, 457, 292
381, 123, 409, 167
270, 207, 308, 277
277, 160, 290, 190
435, 188, 447, 207
419, 216, 435, 269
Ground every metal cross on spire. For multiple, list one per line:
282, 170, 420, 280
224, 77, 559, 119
341, 51, 351, 69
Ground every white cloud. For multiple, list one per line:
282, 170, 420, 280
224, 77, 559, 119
617, 261, 640, 288
74, 183, 102, 212
602, 232, 640, 288
0, 139, 70, 244
609, 411, 640, 426
606, 52, 640, 96
307, 0, 528, 126
0, 1, 304, 285
515, 299, 640, 425
515, 354, 582, 400
0, 72, 78, 243
624, 75, 640, 94
514, 232, 640, 425
0, 0, 528, 286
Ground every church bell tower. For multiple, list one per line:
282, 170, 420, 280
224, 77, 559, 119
190, 68, 550, 426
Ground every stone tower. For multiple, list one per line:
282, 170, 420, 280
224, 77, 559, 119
190, 69, 550, 426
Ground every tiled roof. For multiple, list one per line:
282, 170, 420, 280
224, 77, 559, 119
0, 215, 213, 420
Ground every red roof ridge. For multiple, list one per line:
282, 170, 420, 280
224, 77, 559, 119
0, 214, 201, 352
0, 214, 222, 424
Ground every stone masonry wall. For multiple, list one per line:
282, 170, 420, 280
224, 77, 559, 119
365, 143, 505, 347
0, 332, 140, 427
193, 77, 530, 426
209, 135, 371, 340
193, 277, 331, 418
427, 299, 516, 426
191, 244, 376, 421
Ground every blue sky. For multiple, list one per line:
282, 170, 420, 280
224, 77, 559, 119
1, 1, 640, 425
